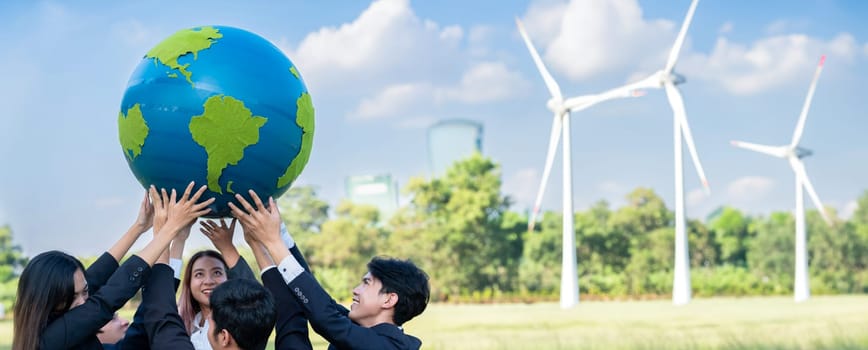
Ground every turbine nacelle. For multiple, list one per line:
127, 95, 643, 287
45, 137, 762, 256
546, 98, 567, 115
669, 72, 687, 86
795, 146, 813, 159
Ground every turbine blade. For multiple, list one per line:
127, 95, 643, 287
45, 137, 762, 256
529, 111, 564, 231
664, 0, 700, 74
789, 157, 832, 226
665, 82, 710, 193
516, 18, 563, 101
562, 83, 645, 112
791, 55, 826, 147
730, 140, 789, 158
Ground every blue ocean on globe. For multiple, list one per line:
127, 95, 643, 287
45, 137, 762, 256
118, 25, 314, 217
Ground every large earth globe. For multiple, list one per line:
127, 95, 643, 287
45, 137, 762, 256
118, 25, 314, 217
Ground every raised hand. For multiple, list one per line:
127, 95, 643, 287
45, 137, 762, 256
228, 190, 291, 266
132, 191, 155, 233
162, 181, 213, 233
200, 217, 242, 268
138, 182, 214, 266
228, 190, 281, 245
108, 189, 158, 262
201, 218, 237, 251
149, 186, 169, 234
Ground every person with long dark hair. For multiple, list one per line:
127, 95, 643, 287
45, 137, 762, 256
12, 182, 213, 350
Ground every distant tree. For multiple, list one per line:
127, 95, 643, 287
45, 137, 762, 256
688, 219, 718, 268
625, 227, 674, 295
306, 201, 384, 269
277, 185, 330, 244
395, 154, 517, 299
304, 201, 387, 300
518, 211, 562, 294
709, 207, 752, 266
0, 225, 27, 316
613, 188, 672, 234
850, 190, 868, 226
747, 212, 795, 293
0, 225, 27, 283
807, 208, 868, 293
575, 200, 629, 274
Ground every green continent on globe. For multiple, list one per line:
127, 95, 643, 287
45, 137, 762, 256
289, 66, 300, 80
190, 95, 267, 194
145, 26, 222, 87
118, 104, 149, 160
277, 92, 314, 188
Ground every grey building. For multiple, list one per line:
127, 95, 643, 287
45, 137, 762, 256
345, 174, 399, 221
427, 119, 483, 176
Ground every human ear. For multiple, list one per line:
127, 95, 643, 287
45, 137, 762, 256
219, 329, 234, 348
382, 292, 399, 309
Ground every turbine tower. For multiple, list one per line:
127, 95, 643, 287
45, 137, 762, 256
731, 55, 831, 303
606, 0, 709, 305
517, 19, 644, 309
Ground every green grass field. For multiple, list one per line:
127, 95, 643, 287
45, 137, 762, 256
2, 296, 867, 349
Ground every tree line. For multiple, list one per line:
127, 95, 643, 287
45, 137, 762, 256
278, 154, 868, 302
1, 154, 866, 308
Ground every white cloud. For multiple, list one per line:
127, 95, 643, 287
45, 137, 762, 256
718, 21, 734, 35
280, 0, 464, 91
687, 188, 708, 208
437, 62, 529, 103
727, 176, 775, 202
439, 24, 464, 41
765, 20, 790, 35
863, 43, 868, 57
350, 61, 527, 120
503, 168, 541, 209
467, 25, 495, 57
597, 180, 627, 195
350, 83, 432, 120
468, 25, 494, 44
764, 19, 811, 35
521, 0, 864, 96
522, 0, 675, 80
682, 33, 857, 95
840, 200, 859, 219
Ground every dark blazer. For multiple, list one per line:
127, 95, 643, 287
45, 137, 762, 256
112, 254, 254, 350
228, 256, 257, 281
40, 254, 151, 350
261, 246, 314, 350
141, 263, 195, 349
274, 247, 421, 350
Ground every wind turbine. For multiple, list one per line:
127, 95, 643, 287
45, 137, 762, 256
731, 55, 831, 303
595, 0, 708, 305
517, 19, 644, 309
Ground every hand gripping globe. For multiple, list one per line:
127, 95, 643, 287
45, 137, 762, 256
118, 26, 314, 217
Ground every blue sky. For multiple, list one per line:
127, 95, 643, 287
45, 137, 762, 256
1, 0, 867, 256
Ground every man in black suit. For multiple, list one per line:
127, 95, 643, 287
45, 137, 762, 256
140, 261, 276, 350
230, 191, 431, 350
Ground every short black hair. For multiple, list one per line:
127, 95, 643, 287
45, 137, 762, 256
209, 279, 276, 350
367, 257, 430, 326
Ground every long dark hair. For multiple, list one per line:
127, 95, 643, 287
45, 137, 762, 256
12, 251, 86, 350
178, 250, 228, 334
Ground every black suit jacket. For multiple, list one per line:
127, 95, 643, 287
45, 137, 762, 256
141, 263, 196, 349
273, 247, 421, 350
261, 246, 313, 350
40, 254, 151, 350
113, 254, 255, 350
